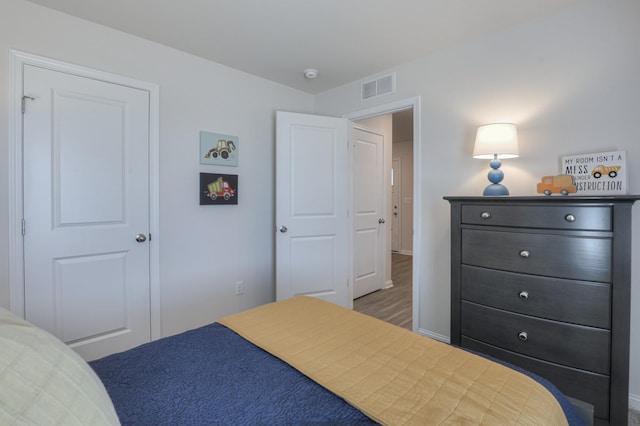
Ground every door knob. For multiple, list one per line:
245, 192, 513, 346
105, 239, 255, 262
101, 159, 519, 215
135, 234, 147, 243
279, 226, 288, 233
378, 218, 386, 224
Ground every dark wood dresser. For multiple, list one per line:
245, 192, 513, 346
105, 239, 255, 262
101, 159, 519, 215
444, 196, 639, 426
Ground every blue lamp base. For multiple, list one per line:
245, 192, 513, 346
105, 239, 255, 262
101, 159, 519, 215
482, 158, 510, 196
483, 183, 509, 196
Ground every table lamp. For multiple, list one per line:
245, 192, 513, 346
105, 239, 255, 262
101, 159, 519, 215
473, 123, 519, 196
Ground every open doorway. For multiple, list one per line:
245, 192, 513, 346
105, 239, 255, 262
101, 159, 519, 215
352, 108, 414, 331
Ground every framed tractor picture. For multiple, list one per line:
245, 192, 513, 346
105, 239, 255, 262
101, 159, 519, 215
200, 131, 239, 166
200, 173, 238, 205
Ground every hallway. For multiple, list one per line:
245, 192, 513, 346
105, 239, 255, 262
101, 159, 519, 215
353, 253, 412, 330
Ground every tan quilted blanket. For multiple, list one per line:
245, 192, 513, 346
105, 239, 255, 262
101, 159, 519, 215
218, 296, 568, 425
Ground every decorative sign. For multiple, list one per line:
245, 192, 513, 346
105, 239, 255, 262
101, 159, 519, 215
561, 150, 627, 195
200, 131, 239, 166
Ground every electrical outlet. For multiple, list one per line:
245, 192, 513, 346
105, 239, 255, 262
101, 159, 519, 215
235, 281, 244, 296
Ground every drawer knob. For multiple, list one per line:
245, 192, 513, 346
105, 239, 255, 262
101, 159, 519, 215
518, 331, 528, 342
519, 250, 530, 258
519, 291, 529, 300
565, 214, 576, 222
480, 211, 491, 219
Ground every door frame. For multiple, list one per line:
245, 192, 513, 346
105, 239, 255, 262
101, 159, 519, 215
8, 50, 162, 340
343, 97, 421, 333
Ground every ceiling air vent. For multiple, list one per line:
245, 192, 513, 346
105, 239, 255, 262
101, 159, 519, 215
361, 73, 395, 101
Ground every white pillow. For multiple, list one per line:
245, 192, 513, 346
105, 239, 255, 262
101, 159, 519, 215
0, 307, 120, 425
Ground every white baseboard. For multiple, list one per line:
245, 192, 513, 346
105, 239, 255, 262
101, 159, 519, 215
383, 280, 394, 289
399, 250, 413, 256
630, 393, 640, 411
418, 328, 450, 344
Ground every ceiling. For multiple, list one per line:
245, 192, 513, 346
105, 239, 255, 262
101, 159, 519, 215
26, 0, 585, 94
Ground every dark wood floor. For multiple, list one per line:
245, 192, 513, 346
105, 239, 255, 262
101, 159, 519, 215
353, 253, 412, 330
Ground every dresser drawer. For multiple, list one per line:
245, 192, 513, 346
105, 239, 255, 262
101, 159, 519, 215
461, 204, 611, 230
462, 337, 610, 420
462, 229, 612, 282
461, 265, 611, 328
461, 301, 610, 374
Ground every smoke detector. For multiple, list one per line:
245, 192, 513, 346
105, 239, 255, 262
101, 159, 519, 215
303, 68, 319, 79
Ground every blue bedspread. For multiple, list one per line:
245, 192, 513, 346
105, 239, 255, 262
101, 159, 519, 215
91, 323, 374, 425
90, 323, 584, 425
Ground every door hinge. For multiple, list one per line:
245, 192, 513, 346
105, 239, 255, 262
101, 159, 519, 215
21, 219, 25, 236
21, 96, 35, 114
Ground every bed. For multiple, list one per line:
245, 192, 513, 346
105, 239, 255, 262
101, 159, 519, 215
1, 296, 585, 425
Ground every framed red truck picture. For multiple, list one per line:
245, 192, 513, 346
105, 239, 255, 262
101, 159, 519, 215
200, 173, 238, 205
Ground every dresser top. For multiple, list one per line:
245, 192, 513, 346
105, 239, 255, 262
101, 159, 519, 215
444, 195, 640, 204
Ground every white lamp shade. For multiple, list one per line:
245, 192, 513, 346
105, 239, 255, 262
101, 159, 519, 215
473, 123, 519, 159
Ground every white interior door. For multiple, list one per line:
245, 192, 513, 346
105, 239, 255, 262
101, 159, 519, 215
353, 127, 385, 299
22, 64, 151, 361
391, 158, 401, 252
275, 111, 350, 307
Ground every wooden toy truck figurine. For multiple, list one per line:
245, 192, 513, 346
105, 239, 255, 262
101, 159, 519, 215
537, 174, 577, 195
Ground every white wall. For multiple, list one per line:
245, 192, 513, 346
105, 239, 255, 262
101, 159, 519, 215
315, 0, 640, 403
0, 0, 313, 336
